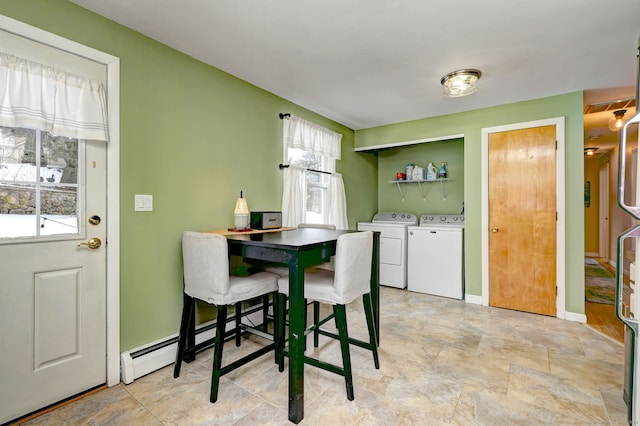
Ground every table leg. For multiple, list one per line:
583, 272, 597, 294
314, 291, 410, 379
371, 232, 380, 344
288, 260, 305, 423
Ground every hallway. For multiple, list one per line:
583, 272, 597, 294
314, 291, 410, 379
585, 258, 624, 343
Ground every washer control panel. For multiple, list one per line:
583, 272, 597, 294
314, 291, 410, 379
419, 214, 464, 226
372, 212, 418, 224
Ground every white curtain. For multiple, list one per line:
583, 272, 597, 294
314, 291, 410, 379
0, 52, 108, 141
328, 173, 349, 230
284, 115, 341, 160
282, 115, 347, 228
282, 166, 307, 227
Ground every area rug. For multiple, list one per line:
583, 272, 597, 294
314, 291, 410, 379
585, 259, 615, 305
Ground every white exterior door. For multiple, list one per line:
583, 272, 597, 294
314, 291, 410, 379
0, 137, 107, 423
0, 17, 120, 423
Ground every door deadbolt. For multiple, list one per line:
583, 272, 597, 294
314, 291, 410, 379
88, 215, 101, 225
77, 237, 102, 249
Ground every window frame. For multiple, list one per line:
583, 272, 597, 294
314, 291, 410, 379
283, 144, 335, 224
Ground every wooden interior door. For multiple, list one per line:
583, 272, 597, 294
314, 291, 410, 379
488, 125, 557, 316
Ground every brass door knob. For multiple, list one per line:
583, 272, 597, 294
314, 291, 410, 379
77, 237, 102, 249
491, 227, 499, 233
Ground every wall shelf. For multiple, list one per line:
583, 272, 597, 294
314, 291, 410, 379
389, 179, 450, 202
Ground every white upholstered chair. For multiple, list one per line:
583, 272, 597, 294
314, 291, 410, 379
276, 231, 379, 400
263, 223, 336, 346
173, 231, 279, 403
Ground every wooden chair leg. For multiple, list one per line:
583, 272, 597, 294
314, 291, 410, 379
272, 292, 280, 364
362, 293, 380, 369
174, 293, 195, 378
334, 304, 354, 401
262, 294, 270, 332
210, 305, 228, 403
235, 302, 242, 347
277, 293, 286, 372
313, 301, 320, 347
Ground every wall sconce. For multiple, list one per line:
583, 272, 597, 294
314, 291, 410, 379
233, 191, 250, 230
584, 147, 599, 157
608, 109, 627, 132
440, 69, 482, 97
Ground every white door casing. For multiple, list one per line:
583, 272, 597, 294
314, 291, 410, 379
0, 14, 120, 423
599, 165, 610, 259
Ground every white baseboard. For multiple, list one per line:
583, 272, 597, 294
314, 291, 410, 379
564, 311, 587, 323
120, 309, 265, 384
464, 294, 482, 305
120, 319, 216, 384
585, 252, 599, 258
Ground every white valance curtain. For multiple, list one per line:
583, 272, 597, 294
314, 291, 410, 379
282, 115, 348, 229
0, 52, 108, 141
284, 114, 342, 160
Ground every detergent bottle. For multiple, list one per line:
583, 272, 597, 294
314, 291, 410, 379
426, 162, 437, 181
406, 163, 414, 181
438, 162, 447, 179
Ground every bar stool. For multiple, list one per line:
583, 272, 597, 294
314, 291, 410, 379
174, 231, 279, 403
276, 231, 379, 400
263, 223, 336, 346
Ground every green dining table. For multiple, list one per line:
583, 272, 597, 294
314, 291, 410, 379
225, 227, 380, 424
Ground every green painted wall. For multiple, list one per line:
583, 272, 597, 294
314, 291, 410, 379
377, 138, 464, 215
356, 92, 586, 314
0, 0, 378, 350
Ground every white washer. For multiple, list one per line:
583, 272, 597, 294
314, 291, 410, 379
357, 212, 418, 289
407, 214, 464, 299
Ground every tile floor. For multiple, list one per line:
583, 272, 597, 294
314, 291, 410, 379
22, 287, 627, 425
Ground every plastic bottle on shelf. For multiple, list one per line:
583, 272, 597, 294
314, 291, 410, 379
426, 163, 437, 181
438, 163, 447, 179
406, 163, 414, 181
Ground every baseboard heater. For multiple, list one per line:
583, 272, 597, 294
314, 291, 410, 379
120, 305, 269, 384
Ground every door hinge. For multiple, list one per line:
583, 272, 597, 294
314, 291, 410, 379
556, 286, 558, 296
555, 140, 558, 150
556, 211, 558, 221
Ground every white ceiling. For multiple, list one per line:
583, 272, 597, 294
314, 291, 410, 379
70, 0, 639, 146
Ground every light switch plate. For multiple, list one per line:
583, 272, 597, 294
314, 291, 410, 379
134, 194, 153, 212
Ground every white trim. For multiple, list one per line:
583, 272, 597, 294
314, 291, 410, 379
464, 294, 482, 305
565, 311, 587, 323
599, 165, 610, 259
120, 308, 266, 384
0, 15, 121, 387
120, 323, 217, 384
585, 252, 600, 258
105, 59, 120, 387
354, 134, 464, 151
481, 117, 566, 318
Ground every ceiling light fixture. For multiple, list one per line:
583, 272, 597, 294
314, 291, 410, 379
608, 109, 627, 131
584, 147, 599, 156
440, 69, 482, 97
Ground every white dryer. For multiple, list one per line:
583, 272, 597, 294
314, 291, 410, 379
357, 212, 417, 289
408, 214, 464, 299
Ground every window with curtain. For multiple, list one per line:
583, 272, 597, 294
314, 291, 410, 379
282, 115, 348, 229
0, 52, 107, 239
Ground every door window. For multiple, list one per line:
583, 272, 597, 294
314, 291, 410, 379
0, 125, 80, 240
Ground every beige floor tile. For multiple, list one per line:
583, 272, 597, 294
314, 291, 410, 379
21, 287, 627, 426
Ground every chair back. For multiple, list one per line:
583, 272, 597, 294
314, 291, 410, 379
182, 231, 230, 304
298, 223, 336, 230
333, 231, 373, 303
